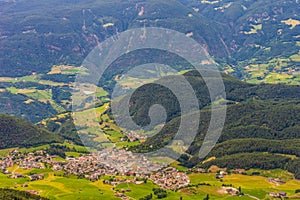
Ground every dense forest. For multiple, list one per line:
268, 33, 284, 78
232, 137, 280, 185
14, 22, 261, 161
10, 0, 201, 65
0, 114, 62, 149
207, 138, 300, 158
129, 72, 300, 151
201, 152, 300, 179
127, 72, 300, 176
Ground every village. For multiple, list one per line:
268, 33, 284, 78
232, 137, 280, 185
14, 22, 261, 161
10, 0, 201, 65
0, 149, 295, 199
0, 149, 190, 191
150, 167, 190, 190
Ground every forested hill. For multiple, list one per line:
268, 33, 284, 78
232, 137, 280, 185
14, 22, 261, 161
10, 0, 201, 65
0, 114, 62, 149
128, 72, 300, 177
127, 71, 300, 134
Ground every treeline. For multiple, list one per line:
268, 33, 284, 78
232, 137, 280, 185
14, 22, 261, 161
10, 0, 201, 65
46, 143, 89, 157
52, 86, 71, 105
46, 145, 68, 159
0, 81, 50, 90
129, 73, 300, 151
130, 100, 300, 155
41, 74, 75, 83
0, 188, 49, 200
207, 139, 300, 158
200, 152, 300, 179
201, 153, 290, 170
0, 114, 62, 149
286, 159, 300, 179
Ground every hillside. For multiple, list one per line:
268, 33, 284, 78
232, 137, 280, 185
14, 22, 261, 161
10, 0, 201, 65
0, 0, 299, 83
127, 72, 300, 176
127, 71, 300, 136
0, 114, 62, 149
1, 1, 300, 199
0, 189, 49, 200
0, 0, 299, 124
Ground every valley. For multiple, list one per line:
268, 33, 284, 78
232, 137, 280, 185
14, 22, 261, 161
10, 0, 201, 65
0, 67, 299, 199
1, 0, 300, 199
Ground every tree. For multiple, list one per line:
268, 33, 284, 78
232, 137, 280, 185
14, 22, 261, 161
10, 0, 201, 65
238, 186, 242, 193
203, 194, 209, 200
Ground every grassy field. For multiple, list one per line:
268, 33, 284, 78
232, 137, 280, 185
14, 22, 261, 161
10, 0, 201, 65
17, 173, 117, 200
115, 177, 260, 200
246, 169, 294, 180
0, 170, 120, 199
47, 65, 88, 75
0, 148, 17, 158
187, 172, 300, 200
6, 86, 65, 113
243, 56, 300, 85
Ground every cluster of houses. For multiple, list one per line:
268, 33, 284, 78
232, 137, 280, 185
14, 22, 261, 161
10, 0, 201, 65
219, 187, 240, 196
93, 149, 166, 176
61, 155, 118, 181
103, 177, 143, 187
0, 150, 48, 171
269, 191, 287, 198
150, 167, 190, 190
0, 150, 51, 170
8, 172, 44, 181
0, 150, 48, 181
52, 148, 166, 180
0, 148, 190, 190
267, 177, 286, 186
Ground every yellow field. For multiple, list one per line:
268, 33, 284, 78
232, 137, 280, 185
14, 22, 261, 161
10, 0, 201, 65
282, 18, 300, 29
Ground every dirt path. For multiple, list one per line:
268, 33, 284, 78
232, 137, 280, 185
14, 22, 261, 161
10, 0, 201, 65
245, 194, 260, 200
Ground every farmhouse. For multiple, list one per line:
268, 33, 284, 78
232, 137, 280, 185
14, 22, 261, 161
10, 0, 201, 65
29, 174, 44, 181
10, 173, 23, 179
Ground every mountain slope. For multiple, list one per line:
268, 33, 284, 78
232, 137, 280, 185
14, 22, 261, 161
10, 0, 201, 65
128, 72, 300, 172
0, 114, 62, 149
4, 0, 299, 77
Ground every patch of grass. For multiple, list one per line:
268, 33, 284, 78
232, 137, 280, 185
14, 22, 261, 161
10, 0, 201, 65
169, 161, 188, 171
282, 18, 300, 29
116, 182, 157, 199
246, 169, 294, 180
105, 130, 126, 143
59, 142, 88, 153
65, 152, 82, 157
244, 24, 262, 34
19, 145, 51, 153
0, 148, 16, 158
290, 54, 300, 62
5, 172, 118, 200
187, 172, 300, 199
